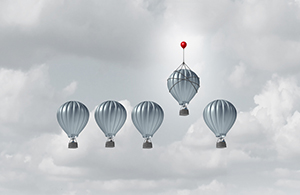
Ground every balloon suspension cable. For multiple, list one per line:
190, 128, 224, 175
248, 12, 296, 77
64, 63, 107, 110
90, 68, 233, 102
167, 41, 200, 93
169, 62, 199, 93
107, 136, 114, 141
179, 41, 189, 69
183, 48, 185, 64
168, 64, 199, 92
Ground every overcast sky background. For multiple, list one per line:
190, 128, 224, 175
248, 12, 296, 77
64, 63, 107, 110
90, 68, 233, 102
1, 0, 300, 194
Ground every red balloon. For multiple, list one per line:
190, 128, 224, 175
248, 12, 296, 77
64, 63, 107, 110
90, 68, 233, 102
181, 41, 187, 49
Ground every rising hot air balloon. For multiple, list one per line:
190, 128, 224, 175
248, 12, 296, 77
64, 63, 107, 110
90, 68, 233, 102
57, 101, 89, 149
203, 99, 237, 148
131, 101, 164, 149
167, 41, 200, 116
94, 100, 127, 148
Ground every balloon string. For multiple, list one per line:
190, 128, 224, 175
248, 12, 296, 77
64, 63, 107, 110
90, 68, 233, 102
183, 49, 185, 63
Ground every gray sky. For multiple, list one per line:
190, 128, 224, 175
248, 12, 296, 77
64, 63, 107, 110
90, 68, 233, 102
1, 0, 300, 194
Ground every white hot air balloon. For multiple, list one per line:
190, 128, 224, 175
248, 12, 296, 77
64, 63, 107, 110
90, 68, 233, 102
57, 101, 89, 148
167, 41, 200, 116
131, 101, 164, 149
203, 99, 237, 148
94, 100, 127, 148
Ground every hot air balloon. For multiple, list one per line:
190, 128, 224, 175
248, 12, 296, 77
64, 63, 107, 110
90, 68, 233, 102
203, 99, 237, 148
167, 41, 200, 116
94, 100, 127, 148
57, 101, 89, 149
131, 101, 164, 149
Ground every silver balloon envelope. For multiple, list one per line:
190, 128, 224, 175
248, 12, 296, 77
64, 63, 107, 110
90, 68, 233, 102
57, 101, 89, 148
94, 100, 127, 148
167, 63, 200, 116
203, 99, 237, 148
131, 101, 164, 149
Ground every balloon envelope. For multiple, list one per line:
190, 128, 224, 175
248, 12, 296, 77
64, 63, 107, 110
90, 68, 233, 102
94, 100, 127, 138
203, 99, 237, 137
57, 101, 89, 138
131, 101, 164, 139
167, 65, 200, 106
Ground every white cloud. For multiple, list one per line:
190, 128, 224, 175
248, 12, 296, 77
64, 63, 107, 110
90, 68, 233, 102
252, 75, 300, 129
229, 75, 300, 164
228, 62, 252, 88
62, 81, 77, 97
0, 64, 84, 194
177, 180, 226, 195
0, 0, 47, 27
276, 179, 300, 189
38, 157, 82, 177
0, 65, 77, 139
274, 110, 300, 160
0, 0, 166, 68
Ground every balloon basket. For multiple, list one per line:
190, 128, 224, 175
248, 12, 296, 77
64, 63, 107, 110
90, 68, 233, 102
105, 140, 115, 148
68, 138, 78, 149
179, 108, 189, 116
143, 139, 153, 149
216, 139, 226, 149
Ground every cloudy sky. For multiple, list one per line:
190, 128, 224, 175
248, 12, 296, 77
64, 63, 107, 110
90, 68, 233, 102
1, 0, 300, 194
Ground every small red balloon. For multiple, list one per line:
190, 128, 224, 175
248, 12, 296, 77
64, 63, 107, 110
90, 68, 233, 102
181, 41, 187, 49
